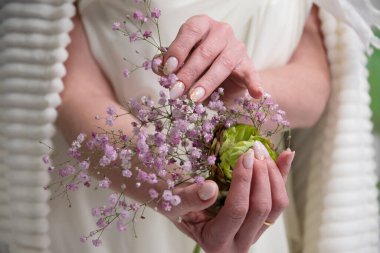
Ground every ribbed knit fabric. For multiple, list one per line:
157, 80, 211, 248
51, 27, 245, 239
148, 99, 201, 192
0, 1, 74, 253
291, 9, 379, 253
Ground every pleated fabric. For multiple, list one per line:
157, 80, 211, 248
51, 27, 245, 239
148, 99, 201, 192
291, 8, 379, 253
0, 1, 75, 252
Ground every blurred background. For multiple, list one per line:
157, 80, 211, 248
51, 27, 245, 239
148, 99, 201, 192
368, 30, 380, 188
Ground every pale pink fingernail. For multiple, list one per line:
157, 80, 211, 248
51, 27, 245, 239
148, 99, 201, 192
243, 149, 254, 169
170, 81, 185, 99
287, 151, 295, 166
198, 182, 217, 201
190, 87, 205, 102
253, 141, 269, 160
163, 57, 178, 75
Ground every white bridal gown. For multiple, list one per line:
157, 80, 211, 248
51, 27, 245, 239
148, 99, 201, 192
44, 0, 379, 253
48, 1, 312, 253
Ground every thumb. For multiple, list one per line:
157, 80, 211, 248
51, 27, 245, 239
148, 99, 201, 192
174, 180, 219, 215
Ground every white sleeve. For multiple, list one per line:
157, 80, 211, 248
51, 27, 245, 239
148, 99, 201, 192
314, 0, 380, 50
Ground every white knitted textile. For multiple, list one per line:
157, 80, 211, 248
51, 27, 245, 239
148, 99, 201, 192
291, 7, 380, 253
0, 1, 74, 253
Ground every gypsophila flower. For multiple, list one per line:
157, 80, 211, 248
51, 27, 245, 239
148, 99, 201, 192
112, 22, 121, 31
99, 177, 111, 189
129, 32, 139, 42
92, 239, 102, 247
207, 155, 216, 165
123, 68, 130, 78
44, 4, 290, 246
42, 155, 50, 164
151, 8, 161, 19
133, 10, 144, 21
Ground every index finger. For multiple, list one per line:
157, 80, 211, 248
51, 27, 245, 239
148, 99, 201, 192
204, 149, 254, 244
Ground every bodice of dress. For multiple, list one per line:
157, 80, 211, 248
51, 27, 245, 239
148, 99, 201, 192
78, 0, 313, 103
47, 1, 313, 253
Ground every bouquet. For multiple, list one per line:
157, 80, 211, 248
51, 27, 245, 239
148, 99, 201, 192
43, 0, 290, 248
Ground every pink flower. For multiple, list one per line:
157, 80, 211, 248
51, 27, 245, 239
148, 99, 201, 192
123, 68, 130, 78
133, 10, 144, 21
112, 21, 121, 31
143, 30, 152, 39
207, 155, 216, 165
151, 8, 161, 19
42, 155, 50, 164
99, 177, 111, 189
170, 195, 181, 206
129, 32, 138, 42
92, 239, 102, 247
149, 188, 159, 199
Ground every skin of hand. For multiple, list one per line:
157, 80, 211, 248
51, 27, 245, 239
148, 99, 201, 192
58, 5, 325, 250
166, 149, 295, 253
159, 5, 330, 128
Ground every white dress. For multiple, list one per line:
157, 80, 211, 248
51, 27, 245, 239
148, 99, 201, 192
48, 0, 313, 253
0, 0, 378, 253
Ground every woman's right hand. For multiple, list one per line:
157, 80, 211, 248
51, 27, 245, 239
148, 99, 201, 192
163, 146, 295, 253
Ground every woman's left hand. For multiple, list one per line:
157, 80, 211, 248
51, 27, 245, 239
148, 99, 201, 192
156, 15, 263, 102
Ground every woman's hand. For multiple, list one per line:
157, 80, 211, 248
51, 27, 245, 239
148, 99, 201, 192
157, 15, 263, 102
162, 146, 295, 253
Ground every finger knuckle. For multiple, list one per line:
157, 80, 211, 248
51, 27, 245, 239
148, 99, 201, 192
273, 196, 289, 211
198, 45, 217, 62
219, 54, 236, 71
179, 68, 198, 84
236, 41, 247, 54
181, 21, 204, 37
228, 205, 248, 220
253, 201, 271, 217
219, 22, 233, 34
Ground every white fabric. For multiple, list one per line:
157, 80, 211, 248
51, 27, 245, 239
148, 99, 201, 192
291, 7, 380, 253
0, 1, 75, 253
1, 1, 378, 253
48, 0, 312, 253
314, 0, 380, 50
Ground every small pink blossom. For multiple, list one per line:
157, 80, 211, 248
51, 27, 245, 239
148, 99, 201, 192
92, 239, 102, 247
99, 177, 111, 189
151, 8, 161, 19
112, 22, 121, 31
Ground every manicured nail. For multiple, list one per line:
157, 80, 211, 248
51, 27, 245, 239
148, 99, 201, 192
287, 151, 295, 166
198, 182, 217, 201
253, 141, 269, 160
152, 57, 163, 73
163, 57, 178, 75
243, 149, 254, 169
190, 87, 205, 102
170, 81, 185, 99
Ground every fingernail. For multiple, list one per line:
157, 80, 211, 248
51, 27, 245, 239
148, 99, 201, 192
198, 182, 217, 201
170, 81, 185, 99
163, 57, 178, 75
243, 149, 254, 169
287, 151, 295, 166
190, 87, 205, 102
152, 57, 163, 73
253, 141, 269, 160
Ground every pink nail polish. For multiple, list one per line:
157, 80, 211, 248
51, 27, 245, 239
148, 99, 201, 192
243, 149, 254, 169
198, 182, 216, 201
163, 57, 178, 75
170, 81, 185, 99
190, 87, 205, 102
